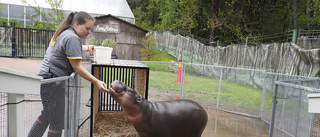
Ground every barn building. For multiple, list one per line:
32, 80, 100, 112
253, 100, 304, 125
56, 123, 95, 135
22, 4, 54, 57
85, 14, 148, 60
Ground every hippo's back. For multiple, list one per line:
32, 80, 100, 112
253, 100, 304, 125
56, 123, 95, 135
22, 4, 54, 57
146, 99, 208, 137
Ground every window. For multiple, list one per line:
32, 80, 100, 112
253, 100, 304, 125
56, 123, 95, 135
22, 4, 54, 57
26, 7, 40, 20
9, 5, 24, 19
0, 4, 8, 18
43, 8, 54, 23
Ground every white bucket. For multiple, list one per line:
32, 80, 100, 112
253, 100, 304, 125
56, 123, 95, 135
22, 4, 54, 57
94, 47, 113, 64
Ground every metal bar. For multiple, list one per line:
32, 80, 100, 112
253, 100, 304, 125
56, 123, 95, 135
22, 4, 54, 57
268, 84, 279, 137
90, 65, 94, 137
259, 71, 268, 118
279, 87, 288, 128
103, 67, 106, 111
64, 79, 70, 137
217, 67, 223, 109
294, 82, 303, 137
107, 67, 111, 111
275, 81, 320, 93
180, 65, 185, 99
145, 68, 150, 100
309, 80, 320, 137
41, 76, 70, 84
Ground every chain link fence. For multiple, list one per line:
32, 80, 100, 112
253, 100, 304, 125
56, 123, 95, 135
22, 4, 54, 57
141, 61, 320, 137
152, 31, 320, 77
269, 79, 320, 137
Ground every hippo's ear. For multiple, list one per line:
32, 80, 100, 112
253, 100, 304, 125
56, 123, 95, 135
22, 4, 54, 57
136, 94, 142, 102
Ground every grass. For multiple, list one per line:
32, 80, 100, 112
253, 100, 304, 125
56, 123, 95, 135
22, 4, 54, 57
146, 50, 274, 111
148, 70, 273, 111
149, 49, 177, 61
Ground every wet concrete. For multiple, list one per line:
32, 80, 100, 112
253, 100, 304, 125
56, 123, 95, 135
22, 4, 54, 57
202, 109, 269, 137
77, 65, 270, 137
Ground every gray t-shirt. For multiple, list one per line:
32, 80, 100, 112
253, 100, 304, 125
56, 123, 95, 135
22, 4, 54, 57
38, 28, 83, 77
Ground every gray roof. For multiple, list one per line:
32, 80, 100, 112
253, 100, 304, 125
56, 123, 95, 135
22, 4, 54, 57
0, 0, 134, 20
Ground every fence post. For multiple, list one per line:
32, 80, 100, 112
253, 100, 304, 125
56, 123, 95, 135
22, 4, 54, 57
294, 82, 303, 137
246, 36, 248, 45
268, 83, 279, 137
11, 22, 16, 57
180, 63, 186, 99
279, 87, 288, 128
259, 71, 268, 118
292, 29, 298, 44
217, 67, 223, 109
309, 79, 320, 136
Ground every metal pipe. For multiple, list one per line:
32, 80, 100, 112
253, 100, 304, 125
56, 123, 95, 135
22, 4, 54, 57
268, 84, 279, 137
217, 67, 223, 109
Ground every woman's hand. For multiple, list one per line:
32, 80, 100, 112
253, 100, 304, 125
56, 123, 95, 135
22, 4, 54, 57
83, 45, 95, 52
96, 80, 110, 92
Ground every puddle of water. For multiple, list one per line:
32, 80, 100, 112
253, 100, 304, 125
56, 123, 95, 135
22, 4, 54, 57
202, 109, 269, 137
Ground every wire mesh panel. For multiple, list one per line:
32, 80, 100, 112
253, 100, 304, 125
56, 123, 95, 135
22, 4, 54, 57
217, 67, 266, 117
182, 64, 221, 108
141, 61, 182, 102
24, 94, 41, 137
0, 93, 8, 137
23, 73, 80, 137
261, 73, 313, 124
269, 80, 320, 137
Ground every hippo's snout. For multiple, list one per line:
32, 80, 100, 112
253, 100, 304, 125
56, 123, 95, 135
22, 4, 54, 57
110, 80, 127, 93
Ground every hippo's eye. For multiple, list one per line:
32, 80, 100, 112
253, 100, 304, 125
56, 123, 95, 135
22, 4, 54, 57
127, 90, 134, 94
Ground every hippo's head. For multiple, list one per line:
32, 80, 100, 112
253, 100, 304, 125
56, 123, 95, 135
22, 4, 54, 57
109, 80, 143, 108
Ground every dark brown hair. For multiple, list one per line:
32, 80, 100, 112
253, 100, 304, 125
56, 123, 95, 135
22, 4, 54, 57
51, 11, 95, 43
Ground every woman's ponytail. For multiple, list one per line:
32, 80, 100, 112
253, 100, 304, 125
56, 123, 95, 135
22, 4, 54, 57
50, 11, 94, 44
50, 12, 74, 44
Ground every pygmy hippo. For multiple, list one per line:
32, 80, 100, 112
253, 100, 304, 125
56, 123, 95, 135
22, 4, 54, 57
108, 80, 208, 137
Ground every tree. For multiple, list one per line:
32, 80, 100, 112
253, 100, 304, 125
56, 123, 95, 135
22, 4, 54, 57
139, 34, 156, 61
208, 0, 219, 45
129, 0, 320, 45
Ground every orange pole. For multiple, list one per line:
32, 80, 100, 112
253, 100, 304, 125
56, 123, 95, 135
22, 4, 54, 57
174, 59, 182, 83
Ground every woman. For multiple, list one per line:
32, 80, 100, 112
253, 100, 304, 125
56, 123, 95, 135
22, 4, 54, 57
28, 11, 108, 137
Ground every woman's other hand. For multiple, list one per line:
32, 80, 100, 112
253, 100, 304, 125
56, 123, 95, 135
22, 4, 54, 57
83, 45, 95, 52
88, 45, 95, 52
